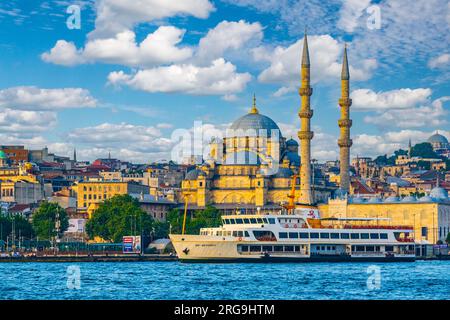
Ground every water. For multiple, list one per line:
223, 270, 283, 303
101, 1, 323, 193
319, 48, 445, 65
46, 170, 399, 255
0, 261, 449, 300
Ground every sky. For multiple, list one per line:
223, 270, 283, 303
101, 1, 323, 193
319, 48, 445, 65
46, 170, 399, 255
0, 0, 448, 163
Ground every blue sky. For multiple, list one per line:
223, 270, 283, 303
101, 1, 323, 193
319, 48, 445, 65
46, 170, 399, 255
0, 0, 448, 163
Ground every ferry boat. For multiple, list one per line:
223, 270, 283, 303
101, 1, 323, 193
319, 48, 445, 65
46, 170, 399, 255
169, 207, 416, 262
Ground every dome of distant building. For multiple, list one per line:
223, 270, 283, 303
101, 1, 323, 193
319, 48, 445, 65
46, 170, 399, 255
185, 169, 206, 180
283, 152, 300, 166
427, 133, 448, 145
430, 187, 448, 200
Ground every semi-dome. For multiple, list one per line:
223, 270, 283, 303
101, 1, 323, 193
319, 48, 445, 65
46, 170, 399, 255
427, 133, 448, 144
273, 167, 293, 178
430, 187, 448, 200
368, 197, 382, 203
384, 196, 400, 203
418, 195, 435, 203
185, 169, 206, 180
402, 196, 417, 202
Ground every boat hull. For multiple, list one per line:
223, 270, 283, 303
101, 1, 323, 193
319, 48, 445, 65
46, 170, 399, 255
169, 234, 415, 263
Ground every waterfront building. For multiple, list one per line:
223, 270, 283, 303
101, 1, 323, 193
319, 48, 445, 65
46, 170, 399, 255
72, 181, 150, 216
130, 193, 176, 222
0, 145, 29, 164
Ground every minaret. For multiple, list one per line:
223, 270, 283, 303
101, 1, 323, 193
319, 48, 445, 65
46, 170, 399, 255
73, 148, 77, 162
338, 44, 352, 193
298, 31, 314, 205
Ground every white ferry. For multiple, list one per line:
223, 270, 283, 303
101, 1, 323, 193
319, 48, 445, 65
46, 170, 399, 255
169, 207, 416, 262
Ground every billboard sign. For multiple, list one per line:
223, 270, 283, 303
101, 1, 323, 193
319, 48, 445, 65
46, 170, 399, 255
67, 219, 86, 233
123, 236, 142, 254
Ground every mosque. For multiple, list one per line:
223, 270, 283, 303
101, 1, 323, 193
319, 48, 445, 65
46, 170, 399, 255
181, 32, 450, 244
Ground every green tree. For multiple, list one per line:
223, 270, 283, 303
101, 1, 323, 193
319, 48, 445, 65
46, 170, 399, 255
32, 202, 69, 240
0, 215, 34, 242
167, 205, 221, 235
85, 194, 154, 243
410, 142, 438, 158
446, 233, 450, 244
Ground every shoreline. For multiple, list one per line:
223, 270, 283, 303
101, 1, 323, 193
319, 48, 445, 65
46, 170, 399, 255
0, 254, 178, 263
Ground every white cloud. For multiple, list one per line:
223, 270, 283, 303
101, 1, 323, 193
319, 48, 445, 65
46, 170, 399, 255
428, 53, 450, 69
254, 35, 377, 94
351, 88, 432, 111
196, 20, 263, 62
0, 86, 97, 110
41, 40, 85, 66
108, 58, 252, 96
91, 0, 214, 38
43, 27, 192, 67
337, 0, 371, 33
0, 109, 57, 133
363, 96, 449, 129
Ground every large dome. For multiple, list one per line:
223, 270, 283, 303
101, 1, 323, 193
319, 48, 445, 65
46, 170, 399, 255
229, 97, 282, 137
230, 113, 281, 137
427, 133, 448, 144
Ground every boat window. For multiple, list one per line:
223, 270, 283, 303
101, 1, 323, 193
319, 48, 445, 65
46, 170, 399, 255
385, 245, 394, 252
351, 233, 360, 239
232, 231, 238, 237
299, 232, 309, 239
354, 245, 365, 252
257, 218, 264, 224
268, 218, 276, 224
230, 219, 236, 224
243, 218, 250, 224
294, 245, 301, 252
366, 246, 375, 252
240, 245, 249, 252
250, 218, 257, 223
238, 231, 244, 237
279, 232, 288, 239
244, 231, 250, 237
330, 233, 339, 239
310, 232, 319, 239
370, 233, 380, 239
223, 219, 228, 225
340, 233, 350, 239
284, 245, 294, 252
227, 231, 232, 236
289, 232, 299, 239
380, 233, 388, 239
263, 218, 269, 224
320, 233, 330, 239
274, 246, 283, 252
236, 218, 243, 224
262, 246, 272, 252
361, 233, 370, 239
250, 245, 262, 252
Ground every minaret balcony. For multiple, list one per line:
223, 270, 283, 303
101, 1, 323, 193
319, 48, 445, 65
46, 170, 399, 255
298, 130, 314, 140
299, 87, 313, 96
298, 110, 313, 119
338, 138, 353, 148
339, 98, 352, 107
338, 119, 353, 128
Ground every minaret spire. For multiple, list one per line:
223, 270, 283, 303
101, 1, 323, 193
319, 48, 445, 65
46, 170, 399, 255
250, 93, 259, 114
73, 148, 77, 162
298, 30, 314, 205
338, 43, 352, 194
